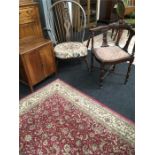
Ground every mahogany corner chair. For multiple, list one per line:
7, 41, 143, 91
88, 23, 135, 88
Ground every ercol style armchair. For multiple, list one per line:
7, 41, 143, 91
48, 0, 89, 70
88, 23, 135, 87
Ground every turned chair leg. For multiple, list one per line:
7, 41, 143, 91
90, 53, 94, 72
99, 64, 105, 88
111, 28, 115, 38
124, 59, 134, 84
112, 65, 116, 72
83, 56, 90, 71
113, 30, 118, 41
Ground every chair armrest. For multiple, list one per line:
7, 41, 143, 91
90, 23, 133, 33
89, 25, 109, 33
89, 23, 119, 33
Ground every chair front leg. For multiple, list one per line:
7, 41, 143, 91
111, 28, 115, 38
99, 64, 105, 88
124, 58, 134, 84
112, 65, 116, 72
113, 30, 118, 41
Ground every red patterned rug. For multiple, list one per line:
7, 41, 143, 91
19, 79, 135, 155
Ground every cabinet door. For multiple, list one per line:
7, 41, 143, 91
39, 44, 56, 77
23, 50, 44, 85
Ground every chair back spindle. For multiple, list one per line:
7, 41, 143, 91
102, 31, 108, 47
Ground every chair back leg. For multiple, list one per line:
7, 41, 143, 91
90, 53, 94, 72
99, 64, 105, 88
124, 58, 134, 84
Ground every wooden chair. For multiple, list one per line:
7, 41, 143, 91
89, 23, 135, 87
47, 0, 89, 70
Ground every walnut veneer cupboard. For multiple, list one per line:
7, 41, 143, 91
19, 1, 56, 92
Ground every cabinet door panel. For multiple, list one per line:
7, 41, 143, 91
24, 50, 44, 85
39, 44, 56, 77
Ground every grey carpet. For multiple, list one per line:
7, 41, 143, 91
19, 51, 135, 122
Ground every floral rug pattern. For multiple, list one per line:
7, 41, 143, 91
20, 79, 135, 155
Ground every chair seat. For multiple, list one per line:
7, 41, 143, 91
54, 42, 87, 59
94, 46, 131, 63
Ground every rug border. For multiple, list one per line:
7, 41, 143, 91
20, 78, 134, 125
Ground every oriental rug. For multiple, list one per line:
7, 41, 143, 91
19, 79, 135, 155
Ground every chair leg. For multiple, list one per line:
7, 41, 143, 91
112, 65, 116, 72
99, 64, 105, 88
113, 30, 118, 41
83, 56, 90, 71
90, 53, 94, 72
124, 59, 134, 84
111, 28, 115, 38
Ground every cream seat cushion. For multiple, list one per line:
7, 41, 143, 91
54, 42, 87, 59
94, 46, 131, 62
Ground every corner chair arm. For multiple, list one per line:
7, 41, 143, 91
89, 25, 109, 32
89, 23, 117, 33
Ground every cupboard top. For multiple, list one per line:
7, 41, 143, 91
20, 37, 52, 55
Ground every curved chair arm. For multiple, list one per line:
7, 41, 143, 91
89, 25, 111, 33
89, 23, 135, 55
89, 23, 133, 33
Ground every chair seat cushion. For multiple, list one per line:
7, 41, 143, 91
94, 46, 131, 62
54, 42, 87, 59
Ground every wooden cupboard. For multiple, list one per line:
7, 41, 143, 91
19, 1, 56, 92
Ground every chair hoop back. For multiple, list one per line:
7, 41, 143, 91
49, 0, 86, 44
